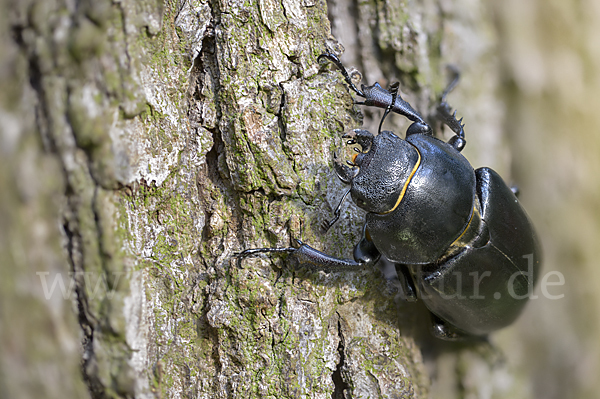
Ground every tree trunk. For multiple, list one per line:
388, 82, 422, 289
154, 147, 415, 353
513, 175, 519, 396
3, 0, 598, 398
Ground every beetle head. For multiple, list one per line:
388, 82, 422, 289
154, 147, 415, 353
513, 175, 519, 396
334, 129, 420, 214
333, 129, 373, 184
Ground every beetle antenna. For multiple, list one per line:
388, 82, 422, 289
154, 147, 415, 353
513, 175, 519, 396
440, 64, 460, 103
321, 188, 352, 233
378, 82, 400, 134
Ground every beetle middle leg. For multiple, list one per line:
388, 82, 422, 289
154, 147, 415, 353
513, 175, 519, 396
234, 240, 375, 272
236, 225, 381, 273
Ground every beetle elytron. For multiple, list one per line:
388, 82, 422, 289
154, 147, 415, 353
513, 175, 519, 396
236, 52, 541, 340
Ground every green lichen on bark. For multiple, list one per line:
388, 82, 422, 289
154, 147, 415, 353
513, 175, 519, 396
111, 0, 434, 396
3, 0, 512, 396
7, 0, 600, 397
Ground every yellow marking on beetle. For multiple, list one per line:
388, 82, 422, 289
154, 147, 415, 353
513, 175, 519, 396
378, 149, 421, 215
351, 153, 358, 164
449, 204, 477, 246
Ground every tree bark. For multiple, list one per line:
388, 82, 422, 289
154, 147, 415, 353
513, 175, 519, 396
5, 0, 585, 398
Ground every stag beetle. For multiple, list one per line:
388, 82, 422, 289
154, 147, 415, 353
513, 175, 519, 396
236, 52, 541, 340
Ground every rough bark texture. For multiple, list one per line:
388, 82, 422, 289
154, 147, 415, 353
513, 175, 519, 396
2, 0, 599, 398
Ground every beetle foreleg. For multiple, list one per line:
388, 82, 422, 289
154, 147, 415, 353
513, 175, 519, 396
234, 247, 296, 258
291, 242, 372, 271
436, 65, 466, 151
353, 227, 381, 267
437, 103, 466, 151
318, 52, 365, 97
291, 231, 381, 272
319, 52, 433, 134
360, 83, 431, 130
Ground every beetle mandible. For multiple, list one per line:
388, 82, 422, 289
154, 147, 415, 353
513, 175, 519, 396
236, 52, 541, 340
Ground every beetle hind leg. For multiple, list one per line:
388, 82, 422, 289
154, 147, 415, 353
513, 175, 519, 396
429, 313, 483, 341
394, 264, 418, 302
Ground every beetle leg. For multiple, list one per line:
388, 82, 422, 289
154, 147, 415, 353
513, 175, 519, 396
360, 83, 431, 130
436, 65, 466, 152
235, 239, 377, 272
394, 265, 418, 302
234, 240, 368, 272
318, 52, 365, 97
405, 121, 434, 137
441, 65, 460, 100
429, 313, 483, 341
236, 225, 381, 273
319, 52, 433, 134
292, 240, 377, 271
353, 226, 381, 266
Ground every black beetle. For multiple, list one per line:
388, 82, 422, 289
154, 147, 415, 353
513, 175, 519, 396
237, 53, 541, 340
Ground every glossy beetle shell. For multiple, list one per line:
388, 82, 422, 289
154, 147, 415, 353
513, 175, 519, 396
240, 53, 542, 339
416, 168, 541, 335
365, 134, 476, 264
352, 134, 540, 336
350, 131, 420, 214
